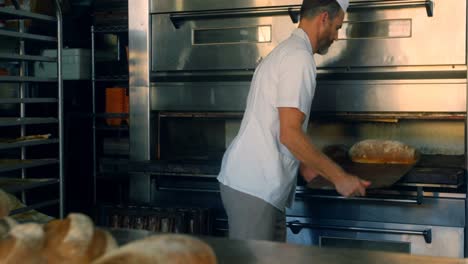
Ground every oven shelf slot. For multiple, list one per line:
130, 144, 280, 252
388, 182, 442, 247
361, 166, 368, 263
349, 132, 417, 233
286, 220, 432, 243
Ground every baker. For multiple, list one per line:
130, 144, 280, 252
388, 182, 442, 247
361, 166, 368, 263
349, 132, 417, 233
217, 0, 371, 242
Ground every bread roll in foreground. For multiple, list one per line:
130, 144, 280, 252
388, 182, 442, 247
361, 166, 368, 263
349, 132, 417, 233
43, 213, 117, 264
92, 234, 217, 264
0, 217, 17, 239
86, 228, 119, 262
349, 139, 418, 164
0, 223, 45, 264
0, 189, 13, 218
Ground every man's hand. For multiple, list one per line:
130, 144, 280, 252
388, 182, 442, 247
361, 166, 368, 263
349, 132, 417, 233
301, 163, 371, 197
334, 173, 371, 197
299, 163, 320, 182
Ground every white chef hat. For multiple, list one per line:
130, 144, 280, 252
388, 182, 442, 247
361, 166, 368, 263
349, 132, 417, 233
336, 0, 349, 12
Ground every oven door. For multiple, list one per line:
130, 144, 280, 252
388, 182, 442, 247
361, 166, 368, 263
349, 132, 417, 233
151, 0, 465, 73
286, 217, 464, 258
151, 6, 298, 72
316, 0, 466, 68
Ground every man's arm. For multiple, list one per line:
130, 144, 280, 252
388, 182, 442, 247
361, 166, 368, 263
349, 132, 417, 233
299, 162, 320, 182
278, 107, 370, 197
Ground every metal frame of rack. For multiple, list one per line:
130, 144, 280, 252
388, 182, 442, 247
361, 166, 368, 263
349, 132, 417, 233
0, 0, 64, 218
91, 24, 129, 205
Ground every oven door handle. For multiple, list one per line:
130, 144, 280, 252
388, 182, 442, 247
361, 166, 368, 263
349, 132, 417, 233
349, 0, 434, 17
156, 186, 219, 193
169, 6, 301, 28
296, 193, 423, 205
286, 221, 432, 244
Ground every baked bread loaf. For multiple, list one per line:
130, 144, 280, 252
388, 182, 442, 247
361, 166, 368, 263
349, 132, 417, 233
349, 139, 418, 164
0, 223, 46, 264
92, 234, 217, 264
43, 213, 117, 264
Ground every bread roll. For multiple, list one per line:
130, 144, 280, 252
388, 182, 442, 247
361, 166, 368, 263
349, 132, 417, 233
0, 189, 13, 218
0, 188, 53, 223
0, 223, 46, 264
92, 234, 217, 264
349, 139, 418, 164
0, 217, 17, 239
86, 228, 118, 262
2, 192, 53, 223
43, 213, 117, 264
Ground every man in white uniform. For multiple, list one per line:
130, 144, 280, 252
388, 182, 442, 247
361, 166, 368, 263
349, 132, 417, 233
217, 0, 371, 242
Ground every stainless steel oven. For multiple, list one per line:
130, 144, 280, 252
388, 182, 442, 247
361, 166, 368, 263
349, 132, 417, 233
129, 0, 468, 258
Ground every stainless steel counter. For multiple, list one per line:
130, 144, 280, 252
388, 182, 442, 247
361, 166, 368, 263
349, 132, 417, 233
108, 228, 467, 264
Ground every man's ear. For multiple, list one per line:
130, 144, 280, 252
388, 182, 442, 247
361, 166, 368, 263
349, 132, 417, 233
319, 11, 330, 25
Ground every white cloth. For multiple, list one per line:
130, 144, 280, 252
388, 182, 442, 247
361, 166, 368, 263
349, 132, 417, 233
336, 0, 349, 12
217, 28, 317, 211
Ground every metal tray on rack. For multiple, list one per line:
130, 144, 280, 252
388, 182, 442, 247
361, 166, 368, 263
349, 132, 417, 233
0, 7, 56, 22
0, 159, 59, 173
0, 117, 58, 126
0, 139, 58, 150
0, 178, 59, 193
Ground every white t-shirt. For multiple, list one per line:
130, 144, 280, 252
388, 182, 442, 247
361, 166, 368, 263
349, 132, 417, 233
217, 28, 317, 211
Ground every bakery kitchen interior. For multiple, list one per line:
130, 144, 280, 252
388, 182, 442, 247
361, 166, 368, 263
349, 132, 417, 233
0, 0, 468, 263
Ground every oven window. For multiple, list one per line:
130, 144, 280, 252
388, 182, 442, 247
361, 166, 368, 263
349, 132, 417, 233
158, 116, 227, 160
320, 236, 411, 254
193, 25, 272, 45
338, 19, 412, 40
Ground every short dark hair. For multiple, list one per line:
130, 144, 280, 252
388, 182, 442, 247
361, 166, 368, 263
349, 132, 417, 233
300, 0, 342, 20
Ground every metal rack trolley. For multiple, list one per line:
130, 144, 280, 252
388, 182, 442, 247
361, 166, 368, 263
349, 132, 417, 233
0, 0, 64, 218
